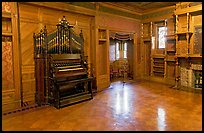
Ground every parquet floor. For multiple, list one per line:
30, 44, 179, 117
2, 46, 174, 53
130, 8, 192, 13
2, 80, 202, 131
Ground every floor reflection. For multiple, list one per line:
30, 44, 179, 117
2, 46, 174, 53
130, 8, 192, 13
157, 107, 166, 131
115, 85, 130, 115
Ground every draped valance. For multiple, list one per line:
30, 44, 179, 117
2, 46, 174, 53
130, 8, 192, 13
110, 32, 134, 40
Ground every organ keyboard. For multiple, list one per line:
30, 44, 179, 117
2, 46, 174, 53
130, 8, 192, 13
49, 54, 93, 109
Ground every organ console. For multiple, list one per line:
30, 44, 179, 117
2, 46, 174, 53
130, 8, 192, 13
34, 16, 93, 109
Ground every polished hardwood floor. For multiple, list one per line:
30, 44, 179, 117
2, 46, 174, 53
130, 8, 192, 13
2, 80, 202, 131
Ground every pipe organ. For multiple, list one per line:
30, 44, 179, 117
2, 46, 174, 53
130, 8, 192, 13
33, 16, 93, 109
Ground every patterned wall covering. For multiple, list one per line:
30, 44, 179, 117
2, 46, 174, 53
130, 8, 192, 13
2, 2, 13, 90
2, 41, 14, 90
2, 2, 11, 13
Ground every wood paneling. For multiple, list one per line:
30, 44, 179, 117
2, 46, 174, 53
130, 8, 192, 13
98, 13, 140, 32
19, 3, 39, 22
21, 65, 35, 105
20, 22, 38, 66
2, 91, 17, 112
98, 42, 107, 75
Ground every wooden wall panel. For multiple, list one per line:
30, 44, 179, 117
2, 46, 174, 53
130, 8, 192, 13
19, 3, 41, 105
127, 40, 134, 77
20, 22, 39, 66
19, 3, 39, 22
98, 14, 140, 32
144, 42, 151, 76
166, 62, 175, 79
97, 75, 110, 91
2, 91, 16, 112
21, 65, 36, 105
98, 43, 107, 75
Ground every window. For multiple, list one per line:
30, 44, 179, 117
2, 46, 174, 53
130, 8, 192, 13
116, 42, 120, 60
152, 36, 155, 49
124, 42, 127, 58
158, 27, 167, 49
110, 44, 116, 62
115, 41, 127, 60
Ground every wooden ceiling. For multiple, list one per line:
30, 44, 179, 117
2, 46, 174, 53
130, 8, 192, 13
105, 2, 179, 13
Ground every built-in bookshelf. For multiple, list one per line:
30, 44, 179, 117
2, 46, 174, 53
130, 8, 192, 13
152, 57, 165, 77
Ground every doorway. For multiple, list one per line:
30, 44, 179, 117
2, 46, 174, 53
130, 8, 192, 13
109, 32, 134, 82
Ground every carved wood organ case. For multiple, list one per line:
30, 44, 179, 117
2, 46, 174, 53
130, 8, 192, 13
33, 16, 93, 109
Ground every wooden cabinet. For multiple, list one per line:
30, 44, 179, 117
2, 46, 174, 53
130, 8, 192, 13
2, 2, 21, 113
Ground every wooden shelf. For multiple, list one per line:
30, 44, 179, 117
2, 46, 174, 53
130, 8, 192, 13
2, 89, 15, 93
153, 70, 164, 73
153, 61, 164, 63
152, 56, 165, 59
165, 34, 175, 37
188, 55, 202, 58
143, 37, 151, 42
166, 60, 176, 62
165, 34, 176, 40
153, 66, 164, 68
2, 12, 12, 18
166, 50, 176, 52
194, 88, 202, 90
99, 39, 107, 42
177, 55, 189, 58
2, 32, 13, 36
176, 32, 193, 35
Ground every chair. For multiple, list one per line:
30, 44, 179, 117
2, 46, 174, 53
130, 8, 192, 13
111, 61, 119, 79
